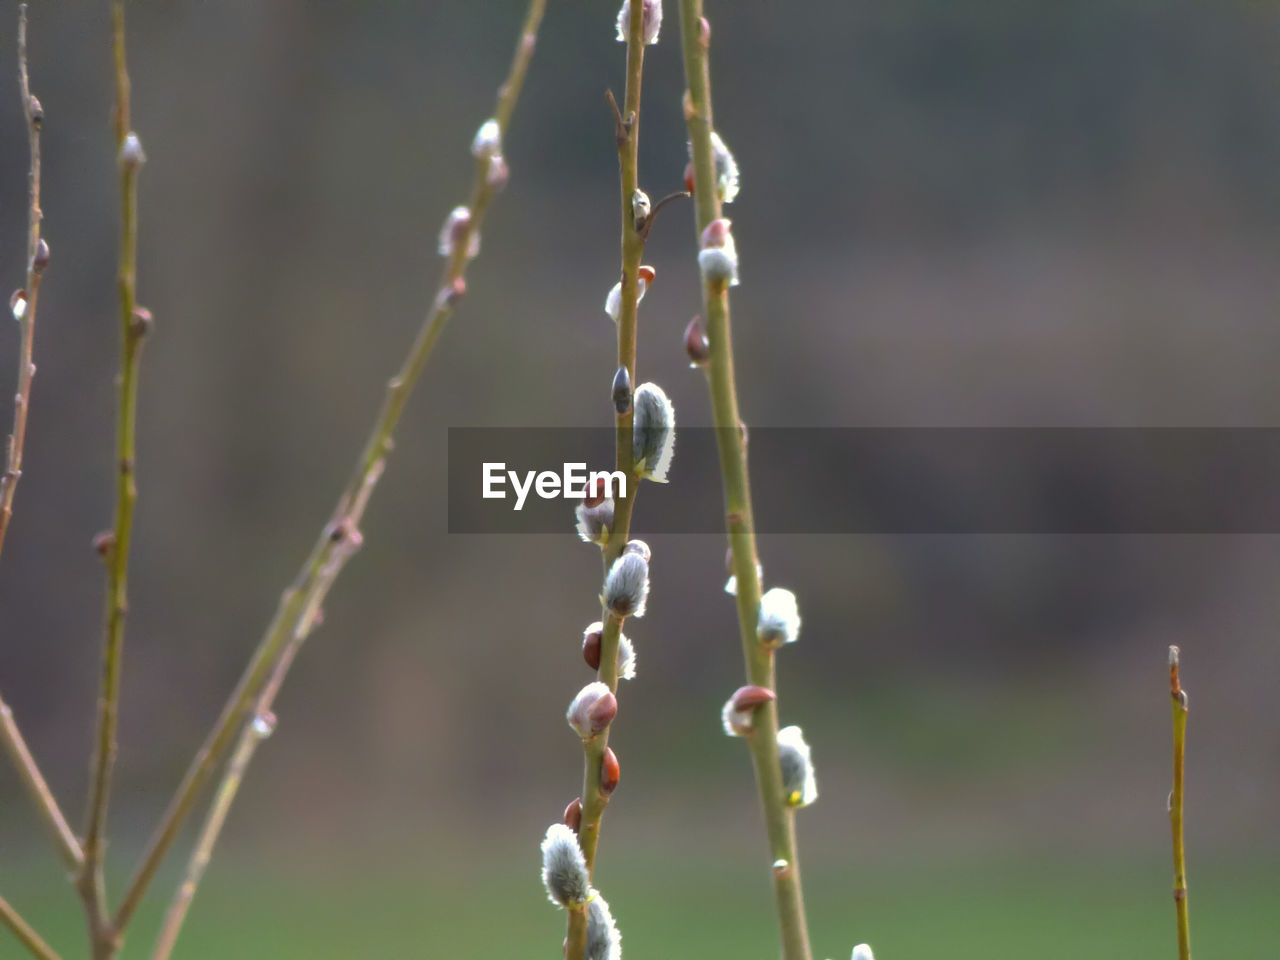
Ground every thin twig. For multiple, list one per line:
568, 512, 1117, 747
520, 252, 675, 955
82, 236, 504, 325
79, 6, 146, 956
113, 0, 548, 936
566, 6, 651, 959
1169, 645, 1191, 960
676, 4, 813, 959
149, 465, 377, 960
0, 700, 83, 872
0, 893, 62, 960
0, 7, 82, 878
0, 3, 45, 558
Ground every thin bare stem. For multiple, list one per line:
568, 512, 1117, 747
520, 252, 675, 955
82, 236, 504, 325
566, 7, 650, 959
677, 4, 812, 959
113, 0, 548, 936
0, 894, 61, 960
0, 3, 45, 558
79, 6, 145, 956
149, 466, 376, 960
0, 700, 83, 871
1168, 646, 1191, 960
0, 8, 82, 878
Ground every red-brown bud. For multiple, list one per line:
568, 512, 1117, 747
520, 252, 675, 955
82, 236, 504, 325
731, 684, 776, 712
92, 531, 115, 557
684, 316, 710, 366
600, 747, 620, 795
582, 624, 603, 670
32, 239, 50, 275
563, 797, 583, 831
683, 161, 695, 195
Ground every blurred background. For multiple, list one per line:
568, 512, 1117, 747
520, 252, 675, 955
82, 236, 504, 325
2, 1, 1280, 957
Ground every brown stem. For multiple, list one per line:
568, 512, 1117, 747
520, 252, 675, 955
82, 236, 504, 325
0, 8, 83, 879
0, 3, 44, 558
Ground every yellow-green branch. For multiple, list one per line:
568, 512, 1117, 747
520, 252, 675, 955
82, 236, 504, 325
566, 7, 651, 960
112, 0, 548, 939
0, 893, 61, 960
80, 7, 145, 956
1169, 646, 1191, 960
677, 4, 812, 959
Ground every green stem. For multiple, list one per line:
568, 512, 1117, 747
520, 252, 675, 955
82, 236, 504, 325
676, 4, 812, 959
112, 0, 547, 937
1169, 646, 1191, 960
0, 894, 61, 960
150, 558, 336, 960
80, 7, 143, 956
0, 3, 44, 559
566, 8, 649, 959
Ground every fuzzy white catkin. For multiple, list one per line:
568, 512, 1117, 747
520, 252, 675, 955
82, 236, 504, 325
471, 118, 501, 159
777, 725, 818, 807
586, 893, 622, 960
615, 0, 661, 45
698, 235, 739, 286
710, 131, 740, 202
757, 587, 801, 645
721, 698, 750, 737
852, 945, 875, 960
540, 824, 590, 908
603, 553, 649, 618
575, 499, 615, 545
632, 383, 675, 482
617, 634, 637, 680
566, 682, 614, 738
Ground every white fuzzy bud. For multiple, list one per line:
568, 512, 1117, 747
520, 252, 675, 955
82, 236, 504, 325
757, 587, 801, 646
632, 189, 651, 230
698, 220, 740, 287
603, 553, 649, 619
540, 823, 591, 908
615, 0, 662, 45
604, 266, 655, 322
471, 118, 502, 159
586, 892, 622, 960
438, 206, 480, 260
720, 685, 775, 737
119, 132, 146, 170
575, 499, 616, 546
567, 681, 618, 739
777, 725, 818, 808
851, 945, 875, 960
632, 382, 675, 482
617, 634, 637, 681
688, 131, 741, 203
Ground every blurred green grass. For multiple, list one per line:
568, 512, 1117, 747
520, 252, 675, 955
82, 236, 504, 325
6, 853, 1276, 958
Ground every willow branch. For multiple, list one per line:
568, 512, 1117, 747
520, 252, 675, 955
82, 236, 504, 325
0, 894, 61, 960
1168, 646, 1191, 960
79, 6, 145, 956
1, 700, 83, 872
0, 3, 46, 558
112, 0, 548, 935
677, 4, 812, 959
0, 8, 82, 877
149, 465, 376, 960
565, 6, 650, 959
